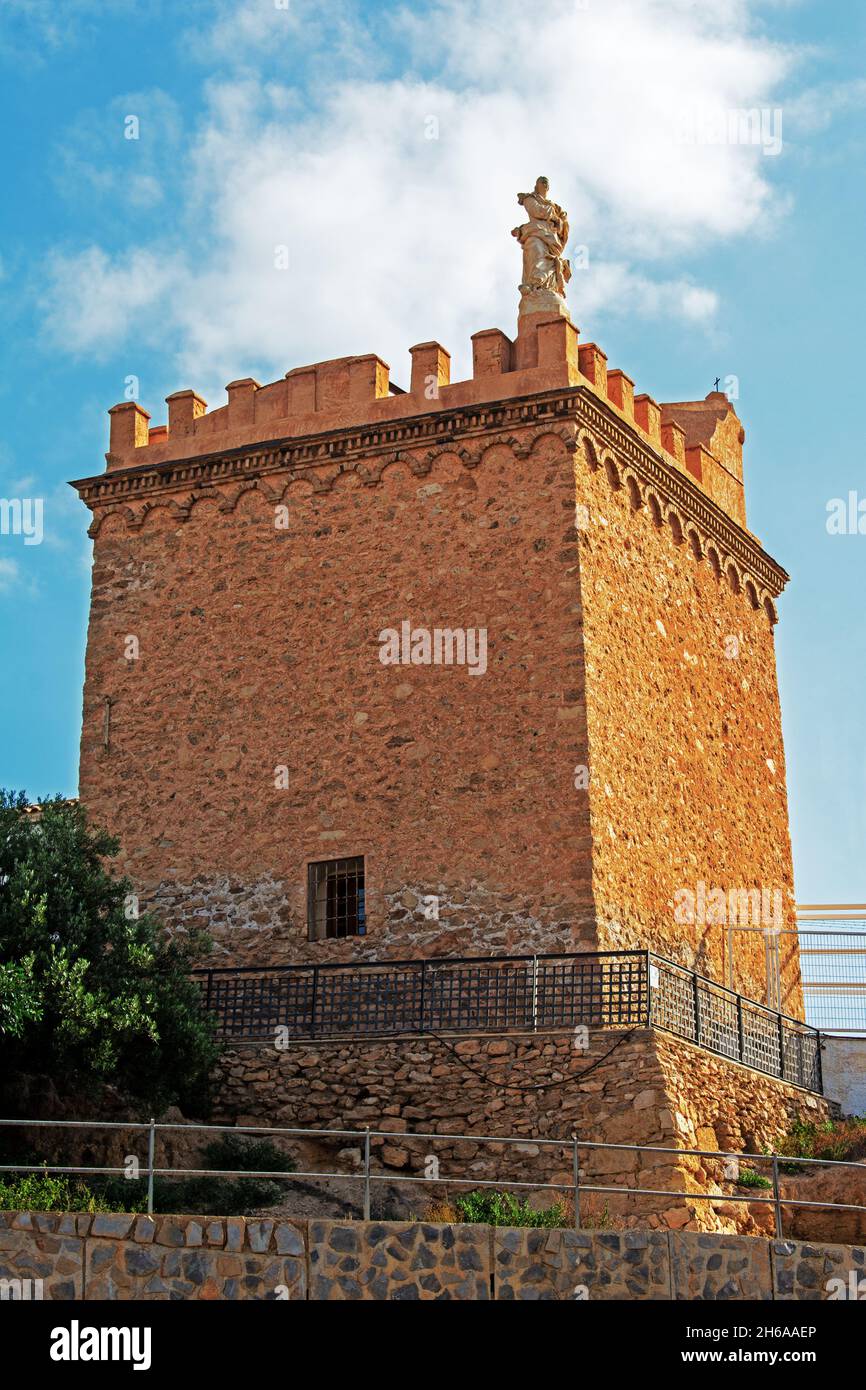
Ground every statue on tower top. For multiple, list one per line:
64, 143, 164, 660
512, 176, 572, 319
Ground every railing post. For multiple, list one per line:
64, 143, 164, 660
736, 994, 744, 1064
645, 951, 652, 1026
816, 1031, 824, 1095
146, 1117, 156, 1216
777, 1012, 785, 1080
419, 960, 427, 1032
572, 1134, 580, 1230
204, 970, 213, 1016
692, 969, 701, 1045
310, 964, 319, 1039
771, 1154, 783, 1239
531, 956, 538, 1031
363, 1127, 371, 1221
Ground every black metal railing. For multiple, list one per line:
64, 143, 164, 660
193, 949, 822, 1093
648, 956, 821, 1093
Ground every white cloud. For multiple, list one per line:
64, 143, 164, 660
784, 78, 866, 135
40, 247, 182, 357
40, 0, 801, 398
0, 558, 22, 594
0, 0, 137, 65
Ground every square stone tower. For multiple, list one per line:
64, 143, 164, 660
71, 310, 800, 1012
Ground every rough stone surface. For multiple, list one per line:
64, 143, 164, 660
0, 1212, 83, 1300
495, 1227, 671, 1300
308, 1219, 490, 1300
74, 328, 796, 1010
772, 1239, 866, 1301
71, 322, 812, 1248
4, 1210, 864, 1300
212, 1027, 834, 1234
670, 1231, 772, 1300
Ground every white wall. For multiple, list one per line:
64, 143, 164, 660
821, 1035, 866, 1116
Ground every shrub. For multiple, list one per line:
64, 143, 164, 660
1, 1136, 298, 1217
775, 1117, 866, 1170
94, 1134, 297, 1216
453, 1189, 566, 1228
0, 1169, 131, 1214
736, 1167, 772, 1190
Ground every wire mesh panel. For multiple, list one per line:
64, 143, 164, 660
650, 959, 698, 1040
780, 1022, 821, 1090
204, 970, 315, 1041
195, 948, 821, 1091
599, 956, 648, 1025
797, 927, 866, 1034
696, 979, 740, 1062
423, 960, 533, 1032
537, 957, 596, 1027
315, 965, 423, 1036
740, 998, 782, 1076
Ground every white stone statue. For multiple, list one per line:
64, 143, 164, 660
512, 176, 572, 317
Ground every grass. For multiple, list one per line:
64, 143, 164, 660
0, 1170, 131, 1214
426, 1189, 566, 1228
736, 1167, 773, 1190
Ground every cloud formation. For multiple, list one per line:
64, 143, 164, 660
39, 0, 802, 399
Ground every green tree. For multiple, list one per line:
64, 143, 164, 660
0, 790, 219, 1111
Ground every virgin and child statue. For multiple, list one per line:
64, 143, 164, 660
512, 176, 572, 316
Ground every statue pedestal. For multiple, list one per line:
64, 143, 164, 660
518, 286, 570, 319
514, 308, 577, 372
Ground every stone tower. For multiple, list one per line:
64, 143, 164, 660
72, 306, 799, 1012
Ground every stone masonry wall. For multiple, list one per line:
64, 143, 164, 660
76, 370, 799, 1008
574, 430, 799, 1010
210, 1025, 833, 1234
79, 435, 596, 968
2, 1211, 862, 1301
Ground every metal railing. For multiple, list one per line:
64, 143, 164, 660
0, 1117, 862, 1239
650, 956, 821, 1092
192, 948, 822, 1092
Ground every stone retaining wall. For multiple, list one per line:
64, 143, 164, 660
1, 1211, 863, 1300
212, 1024, 834, 1233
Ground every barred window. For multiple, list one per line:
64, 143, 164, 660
308, 857, 366, 940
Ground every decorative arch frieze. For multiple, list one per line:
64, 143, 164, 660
76, 387, 786, 621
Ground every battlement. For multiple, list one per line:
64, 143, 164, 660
104, 312, 748, 530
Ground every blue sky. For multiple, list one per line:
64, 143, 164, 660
0, 0, 864, 900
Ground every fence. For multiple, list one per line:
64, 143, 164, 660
0, 1117, 862, 1239
796, 908, 866, 1035
193, 948, 822, 1092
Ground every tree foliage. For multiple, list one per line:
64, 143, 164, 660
0, 791, 219, 1111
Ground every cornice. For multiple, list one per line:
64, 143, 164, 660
69, 384, 788, 598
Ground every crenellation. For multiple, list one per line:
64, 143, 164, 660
606, 367, 635, 419
226, 377, 260, 428
166, 389, 207, 437
284, 367, 314, 415
108, 400, 150, 456
98, 328, 749, 542
409, 341, 450, 396
634, 392, 661, 445
660, 417, 686, 467
471, 328, 512, 377
577, 340, 608, 392
536, 316, 579, 376
685, 442, 710, 484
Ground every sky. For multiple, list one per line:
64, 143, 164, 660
0, 0, 864, 902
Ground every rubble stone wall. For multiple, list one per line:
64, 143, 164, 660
2, 1211, 862, 1301
211, 1026, 833, 1234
